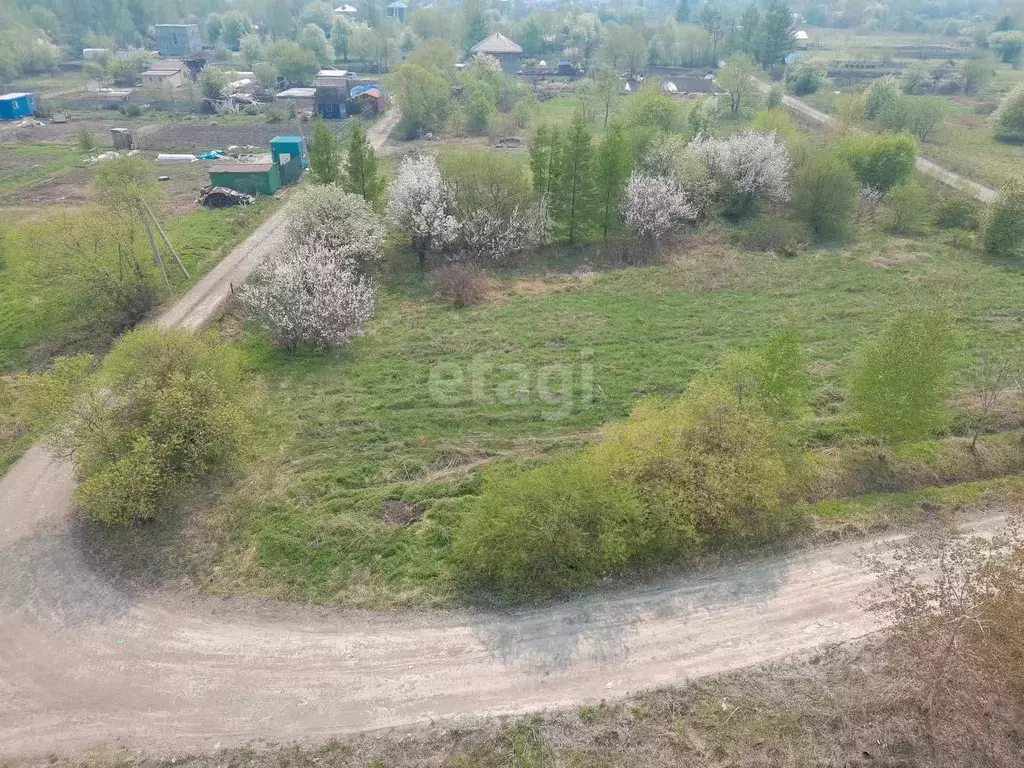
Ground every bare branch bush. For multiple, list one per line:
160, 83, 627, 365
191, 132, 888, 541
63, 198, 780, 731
864, 513, 1024, 762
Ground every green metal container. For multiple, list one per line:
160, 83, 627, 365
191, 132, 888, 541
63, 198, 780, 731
207, 163, 281, 196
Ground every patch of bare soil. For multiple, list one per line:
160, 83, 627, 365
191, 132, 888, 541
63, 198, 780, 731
505, 270, 600, 297
380, 499, 426, 526
138, 120, 325, 153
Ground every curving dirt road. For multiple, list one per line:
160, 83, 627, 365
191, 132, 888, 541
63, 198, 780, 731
0, 106, 1001, 761
754, 82, 999, 203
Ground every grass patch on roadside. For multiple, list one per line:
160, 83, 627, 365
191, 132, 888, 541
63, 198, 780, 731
0, 199, 277, 373
186, 226, 1024, 608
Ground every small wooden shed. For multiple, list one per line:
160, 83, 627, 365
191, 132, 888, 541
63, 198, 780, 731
208, 163, 281, 196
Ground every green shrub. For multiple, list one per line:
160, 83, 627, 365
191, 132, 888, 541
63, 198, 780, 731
792, 149, 859, 240
982, 176, 1024, 257
877, 95, 947, 142
19, 328, 257, 524
988, 31, 1024, 65
992, 83, 1024, 142
785, 61, 830, 96
864, 76, 902, 120
77, 126, 98, 152
455, 454, 645, 601
838, 133, 918, 192
849, 308, 956, 444
765, 85, 783, 109
456, 340, 808, 601
592, 383, 804, 555
885, 180, 931, 234
199, 66, 231, 99
710, 331, 810, 419
935, 196, 981, 230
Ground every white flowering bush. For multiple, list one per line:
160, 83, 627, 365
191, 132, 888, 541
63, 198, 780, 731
621, 174, 701, 241
688, 131, 791, 215
388, 154, 460, 263
454, 202, 551, 263
286, 185, 386, 272
239, 243, 374, 351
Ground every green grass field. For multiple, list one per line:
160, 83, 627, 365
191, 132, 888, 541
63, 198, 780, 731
187, 219, 1024, 608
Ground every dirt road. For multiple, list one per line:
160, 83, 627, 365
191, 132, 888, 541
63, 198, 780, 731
754, 82, 999, 203
0, 106, 995, 760
0, 453, 1007, 761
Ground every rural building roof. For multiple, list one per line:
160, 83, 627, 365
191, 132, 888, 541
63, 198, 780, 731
349, 83, 381, 97
276, 87, 316, 98
271, 136, 304, 144
155, 23, 197, 28
0, 93, 31, 100
148, 59, 183, 71
141, 68, 181, 78
315, 69, 352, 86
471, 32, 523, 55
209, 163, 275, 173
794, 29, 809, 40
387, 1, 407, 7
334, 3, 357, 11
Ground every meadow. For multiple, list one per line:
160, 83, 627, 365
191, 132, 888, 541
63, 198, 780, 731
182, 217, 1024, 607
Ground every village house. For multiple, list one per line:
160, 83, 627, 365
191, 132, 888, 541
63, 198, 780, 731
470, 32, 523, 75
140, 59, 188, 88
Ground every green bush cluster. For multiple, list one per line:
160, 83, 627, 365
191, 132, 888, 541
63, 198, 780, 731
886, 181, 931, 234
992, 83, 1024, 143
792, 149, 859, 241
838, 133, 918, 192
19, 328, 257, 525
785, 61, 831, 97
982, 176, 1024, 257
456, 337, 809, 601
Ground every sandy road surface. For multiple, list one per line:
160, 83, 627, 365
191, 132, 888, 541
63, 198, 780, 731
0, 106, 1000, 760
753, 82, 999, 203
0, 455, 1007, 761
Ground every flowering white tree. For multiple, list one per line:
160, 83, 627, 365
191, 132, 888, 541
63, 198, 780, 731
620, 174, 701, 241
454, 202, 551, 263
387, 154, 460, 264
238, 243, 374, 351
287, 185, 386, 272
688, 131, 791, 213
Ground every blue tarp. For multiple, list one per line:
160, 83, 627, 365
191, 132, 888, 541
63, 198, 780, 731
198, 150, 225, 160
349, 84, 381, 99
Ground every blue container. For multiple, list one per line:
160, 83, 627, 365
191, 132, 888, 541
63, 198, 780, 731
0, 93, 36, 120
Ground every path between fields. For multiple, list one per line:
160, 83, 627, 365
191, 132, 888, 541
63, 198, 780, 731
0, 106, 1002, 759
753, 81, 999, 203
